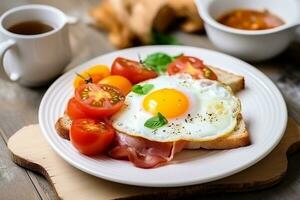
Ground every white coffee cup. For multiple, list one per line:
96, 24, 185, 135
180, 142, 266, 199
0, 4, 73, 86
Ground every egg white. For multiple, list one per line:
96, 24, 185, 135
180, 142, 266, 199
111, 75, 241, 142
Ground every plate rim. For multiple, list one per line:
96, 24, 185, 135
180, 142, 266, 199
39, 45, 287, 187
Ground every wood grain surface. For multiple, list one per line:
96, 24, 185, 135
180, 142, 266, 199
7, 118, 300, 200
0, 0, 300, 200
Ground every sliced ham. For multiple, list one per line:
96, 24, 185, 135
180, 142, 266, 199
108, 132, 186, 168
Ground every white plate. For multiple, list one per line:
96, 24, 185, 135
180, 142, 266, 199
39, 46, 287, 187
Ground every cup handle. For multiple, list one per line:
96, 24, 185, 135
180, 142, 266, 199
66, 15, 78, 25
0, 39, 21, 81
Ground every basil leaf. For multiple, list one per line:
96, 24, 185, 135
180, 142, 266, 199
132, 84, 154, 95
151, 31, 179, 45
141, 84, 154, 94
143, 52, 173, 74
144, 112, 168, 129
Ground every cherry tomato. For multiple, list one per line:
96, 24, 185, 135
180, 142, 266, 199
70, 118, 115, 155
73, 65, 110, 88
75, 83, 125, 118
111, 57, 158, 84
98, 75, 132, 95
167, 56, 217, 80
67, 97, 89, 120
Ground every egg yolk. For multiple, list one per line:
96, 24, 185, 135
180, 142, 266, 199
143, 89, 189, 118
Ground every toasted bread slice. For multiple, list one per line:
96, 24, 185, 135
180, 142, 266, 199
184, 114, 250, 149
55, 114, 72, 140
209, 66, 245, 93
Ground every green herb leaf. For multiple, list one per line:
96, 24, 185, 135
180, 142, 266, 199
144, 112, 168, 129
132, 84, 154, 95
151, 31, 179, 45
143, 52, 173, 74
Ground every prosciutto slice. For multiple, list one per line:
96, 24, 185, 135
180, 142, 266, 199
109, 132, 186, 168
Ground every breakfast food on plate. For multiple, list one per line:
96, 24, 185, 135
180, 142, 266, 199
218, 9, 285, 30
90, 0, 203, 48
55, 52, 249, 168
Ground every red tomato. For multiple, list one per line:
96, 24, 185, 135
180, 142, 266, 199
75, 83, 125, 118
167, 56, 217, 80
70, 119, 115, 155
111, 57, 158, 84
67, 98, 89, 120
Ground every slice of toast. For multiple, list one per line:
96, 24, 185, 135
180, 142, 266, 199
209, 66, 245, 93
55, 114, 72, 140
184, 114, 250, 149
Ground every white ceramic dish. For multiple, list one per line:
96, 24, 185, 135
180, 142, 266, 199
195, 0, 300, 61
39, 46, 287, 187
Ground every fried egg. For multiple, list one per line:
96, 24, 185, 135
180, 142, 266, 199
111, 74, 241, 142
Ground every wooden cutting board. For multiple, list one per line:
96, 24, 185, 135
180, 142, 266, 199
7, 118, 300, 200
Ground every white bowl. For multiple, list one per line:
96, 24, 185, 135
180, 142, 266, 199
195, 0, 300, 61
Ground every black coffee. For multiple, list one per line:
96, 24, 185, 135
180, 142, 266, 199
8, 21, 54, 35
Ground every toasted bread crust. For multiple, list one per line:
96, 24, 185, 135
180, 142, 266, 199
184, 114, 250, 149
210, 66, 245, 93
185, 130, 250, 150
55, 115, 71, 140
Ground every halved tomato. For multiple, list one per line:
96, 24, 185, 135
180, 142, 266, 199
75, 83, 125, 118
111, 57, 158, 84
167, 56, 217, 80
70, 118, 115, 155
67, 97, 89, 120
